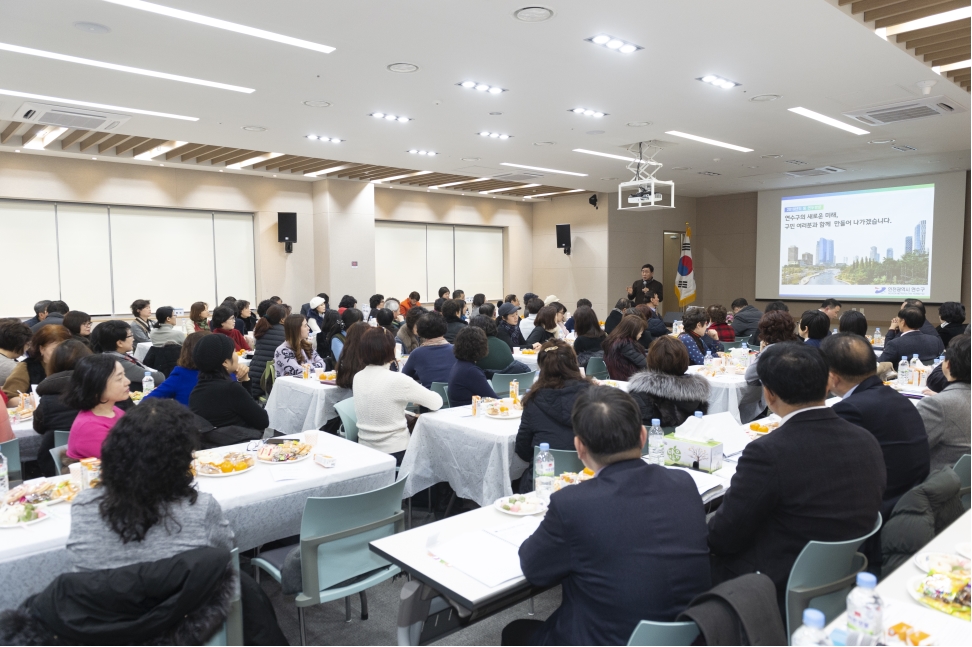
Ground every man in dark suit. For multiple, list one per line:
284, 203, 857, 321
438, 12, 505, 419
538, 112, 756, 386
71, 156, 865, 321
878, 307, 945, 363
884, 299, 938, 342
630, 264, 664, 305
504, 386, 711, 646
643, 291, 669, 338
823, 333, 929, 517
707, 342, 885, 609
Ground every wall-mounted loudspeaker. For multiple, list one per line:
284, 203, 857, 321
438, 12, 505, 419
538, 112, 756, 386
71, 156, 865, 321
556, 223, 571, 256
278, 212, 297, 253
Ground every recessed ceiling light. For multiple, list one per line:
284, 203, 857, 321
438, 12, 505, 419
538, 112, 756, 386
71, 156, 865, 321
570, 107, 607, 117
306, 134, 343, 142
0, 88, 197, 120
387, 62, 419, 73
533, 141, 555, 146
665, 130, 753, 152
0, 42, 255, 93
500, 162, 587, 176
219, 169, 223, 172
670, 167, 690, 171
868, 139, 895, 144
478, 131, 511, 139
242, 125, 266, 132
892, 145, 917, 152
513, 6, 554, 22
371, 112, 410, 122
99, 0, 335, 53
302, 100, 331, 108
461, 157, 480, 162
600, 177, 617, 180
697, 75, 740, 89
573, 148, 636, 162
73, 21, 111, 34
408, 149, 437, 156
457, 81, 507, 93
626, 121, 651, 127
761, 154, 782, 159
586, 34, 642, 53
788, 107, 869, 135
750, 94, 781, 102
159, 163, 164, 166
90, 156, 96, 159
744, 165, 759, 169
480, 183, 540, 194
586, 130, 605, 135
14, 149, 20, 153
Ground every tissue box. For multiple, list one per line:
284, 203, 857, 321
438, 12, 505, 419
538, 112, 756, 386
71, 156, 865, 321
664, 434, 724, 473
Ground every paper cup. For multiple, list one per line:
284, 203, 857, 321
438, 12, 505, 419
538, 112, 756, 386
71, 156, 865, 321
305, 430, 319, 445
69, 462, 83, 487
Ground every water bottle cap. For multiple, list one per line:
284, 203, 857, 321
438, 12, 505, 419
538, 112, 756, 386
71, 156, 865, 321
694, 411, 703, 418
856, 572, 877, 588
902, 356, 908, 361
539, 443, 549, 451
651, 419, 661, 426
802, 608, 825, 629
912, 354, 919, 358
144, 370, 152, 375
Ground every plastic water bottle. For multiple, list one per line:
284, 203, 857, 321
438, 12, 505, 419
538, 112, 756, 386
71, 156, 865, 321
703, 351, 713, 369
909, 354, 921, 385
648, 418, 665, 465
846, 572, 883, 638
897, 356, 910, 386
694, 411, 704, 420
792, 608, 830, 646
534, 443, 555, 502
873, 328, 882, 344
832, 328, 838, 335
142, 370, 155, 396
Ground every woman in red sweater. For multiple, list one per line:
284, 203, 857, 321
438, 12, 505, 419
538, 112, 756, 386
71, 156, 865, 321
707, 304, 736, 342
211, 306, 251, 352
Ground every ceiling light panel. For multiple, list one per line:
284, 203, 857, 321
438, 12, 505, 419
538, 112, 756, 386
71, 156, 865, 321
500, 162, 587, 177
0, 42, 254, 93
458, 81, 507, 94
407, 149, 437, 156
480, 184, 539, 194
371, 112, 410, 122
23, 126, 67, 149
430, 178, 490, 189
372, 170, 432, 184
665, 130, 754, 152
100, 0, 335, 53
572, 148, 635, 162
306, 134, 343, 142
133, 140, 187, 159
570, 107, 607, 117
227, 152, 284, 169
697, 75, 740, 89
585, 34, 642, 54
884, 6, 972, 36
478, 131, 511, 139
524, 189, 585, 198
0, 88, 198, 121
787, 107, 869, 135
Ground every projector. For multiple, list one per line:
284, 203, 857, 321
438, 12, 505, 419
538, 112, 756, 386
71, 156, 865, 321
618, 177, 675, 210
628, 187, 663, 205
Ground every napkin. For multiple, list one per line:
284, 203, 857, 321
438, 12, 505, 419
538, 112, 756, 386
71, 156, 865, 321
674, 412, 740, 445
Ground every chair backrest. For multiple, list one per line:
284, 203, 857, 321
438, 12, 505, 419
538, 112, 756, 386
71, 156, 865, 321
492, 371, 537, 395
627, 620, 700, 646
53, 430, 70, 447
299, 478, 407, 596
0, 438, 21, 482
954, 454, 971, 510
260, 359, 276, 395
204, 547, 241, 646
49, 446, 70, 476
785, 514, 882, 638
333, 398, 358, 442
722, 340, 745, 349
430, 382, 450, 408
533, 446, 585, 475
586, 356, 607, 378
748, 343, 761, 352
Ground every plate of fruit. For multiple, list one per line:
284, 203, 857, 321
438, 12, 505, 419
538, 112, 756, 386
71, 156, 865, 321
257, 440, 313, 463
494, 494, 547, 516
193, 451, 256, 477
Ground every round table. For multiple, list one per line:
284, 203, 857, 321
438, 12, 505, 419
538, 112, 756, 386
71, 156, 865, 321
686, 365, 764, 424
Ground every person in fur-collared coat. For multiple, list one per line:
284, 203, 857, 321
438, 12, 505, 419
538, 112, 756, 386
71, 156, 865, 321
626, 336, 710, 427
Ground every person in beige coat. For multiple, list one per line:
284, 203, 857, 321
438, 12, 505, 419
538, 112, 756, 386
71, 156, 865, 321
916, 335, 970, 472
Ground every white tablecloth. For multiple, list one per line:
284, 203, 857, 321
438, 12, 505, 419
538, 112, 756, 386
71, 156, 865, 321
264, 376, 349, 435
11, 417, 42, 463
510, 350, 538, 371
400, 406, 529, 507
0, 432, 396, 609
686, 366, 764, 424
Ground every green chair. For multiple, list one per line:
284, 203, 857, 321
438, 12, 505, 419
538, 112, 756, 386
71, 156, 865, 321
721, 340, 746, 350
492, 371, 537, 395
533, 446, 585, 475
49, 446, 70, 476
585, 356, 609, 380
204, 548, 243, 646
54, 430, 70, 447
954, 454, 970, 510
784, 514, 882, 639
748, 343, 761, 352
430, 382, 450, 409
628, 620, 700, 646
259, 361, 276, 402
0, 438, 21, 483
251, 478, 408, 645
334, 398, 358, 442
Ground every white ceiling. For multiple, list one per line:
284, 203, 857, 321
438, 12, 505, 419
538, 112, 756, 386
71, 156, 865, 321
0, 0, 968, 197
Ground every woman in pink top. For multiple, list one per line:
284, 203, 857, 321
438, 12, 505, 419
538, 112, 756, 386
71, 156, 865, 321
65, 355, 131, 459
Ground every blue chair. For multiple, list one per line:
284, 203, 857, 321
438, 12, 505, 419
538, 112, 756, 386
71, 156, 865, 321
585, 356, 609, 380
53, 430, 70, 447
491, 371, 536, 395
430, 382, 450, 408
785, 514, 882, 639
721, 340, 747, 349
628, 620, 700, 646
954, 454, 970, 510
0, 438, 21, 483
532, 446, 585, 475
334, 398, 358, 442
251, 478, 408, 645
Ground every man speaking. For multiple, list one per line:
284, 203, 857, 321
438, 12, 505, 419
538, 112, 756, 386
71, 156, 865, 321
630, 264, 664, 305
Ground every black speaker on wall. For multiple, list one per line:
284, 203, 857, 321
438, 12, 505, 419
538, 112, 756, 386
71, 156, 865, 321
278, 212, 297, 253
556, 223, 571, 256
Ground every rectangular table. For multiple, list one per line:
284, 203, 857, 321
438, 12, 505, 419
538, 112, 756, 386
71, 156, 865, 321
0, 432, 396, 610
264, 375, 348, 435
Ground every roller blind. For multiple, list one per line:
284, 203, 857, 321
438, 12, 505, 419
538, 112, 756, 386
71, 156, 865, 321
0, 201, 59, 317
57, 204, 113, 315
214, 212, 256, 304
374, 222, 428, 303
426, 225, 455, 301
454, 226, 504, 300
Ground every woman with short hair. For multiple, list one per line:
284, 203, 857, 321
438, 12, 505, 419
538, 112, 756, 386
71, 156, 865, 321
706, 305, 735, 343
936, 301, 967, 347
399, 291, 421, 318
91, 320, 165, 389
524, 305, 560, 349
602, 315, 648, 381
744, 311, 802, 404
916, 334, 970, 471
799, 309, 831, 348
469, 315, 530, 377
211, 306, 250, 352
189, 334, 265, 444
249, 304, 287, 397
2, 324, 72, 404
274, 314, 326, 377
497, 303, 525, 349
839, 310, 869, 337
604, 297, 631, 335
397, 305, 426, 355
572, 306, 606, 369
448, 326, 497, 407
627, 336, 710, 427
189, 301, 210, 333
62, 311, 92, 347
337, 295, 357, 314
150, 306, 186, 346
64, 354, 130, 460
328, 308, 364, 363
234, 299, 255, 335
402, 312, 456, 389
0, 320, 32, 386
677, 306, 724, 365
32, 339, 95, 476
130, 299, 152, 345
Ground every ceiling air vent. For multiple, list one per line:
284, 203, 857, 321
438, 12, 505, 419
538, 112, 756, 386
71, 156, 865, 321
16, 102, 131, 131
892, 145, 917, 152
491, 172, 543, 182
784, 166, 845, 178
843, 95, 966, 126
697, 171, 721, 176
785, 159, 808, 165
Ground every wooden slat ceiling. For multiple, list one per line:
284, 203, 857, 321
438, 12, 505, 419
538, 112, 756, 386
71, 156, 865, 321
0, 120, 582, 198
839, 0, 971, 91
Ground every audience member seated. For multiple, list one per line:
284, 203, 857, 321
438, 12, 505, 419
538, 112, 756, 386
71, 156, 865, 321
496, 302, 524, 349
274, 314, 326, 377
839, 310, 869, 337
442, 299, 467, 343
130, 299, 153, 345
0, 320, 32, 386
504, 293, 520, 307
23, 299, 51, 329
640, 295, 669, 338
367, 293, 386, 322
354, 328, 442, 465
249, 304, 287, 397
519, 297, 544, 341
730, 298, 762, 339
564, 298, 590, 332
819, 298, 842, 321
189, 301, 210, 332
548, 301, 569, 338
65, 399, 287, 645
707, 304, 736, 342
707, 342, 885, 608
524, 305, 560, 348
402, 312, 457, 389
677, 306, 724, 365
210, 306, 250, 352
62, 311, 92, 347
189, 334, 266, 444
373, 308, 399, 340
143, 332, 216, 407
570, 306, 605, 369
878, 307, 945, 364
627, 336, 710, 427
935, 301, 966, 347
234, 299, 256, 334
447, 326, 497, 407
916, 334, 971, 472
328, 307, 364, 363
32, 340, 93, 476
31, 300, 69, 332
91, 320, 164, 389
822, 333, 929, 517
799, 309, 830, 348
399, 291, 421, 317
602, 315, 647, 381
469, 315, 529, 377
150, 306, 186, 346
884, 298, 936, 341
506, 386, 711, 646
305, 295, 328, 338
603, 297, 630, 335
299, 292, 329, 319
744, 310, 801, 392
3, 323, 71, 405
65, 354, 130, 460
337, 294, 357, 314
327, 322, 370, 431
513, 341, 591, 492
397, 305, 426, 354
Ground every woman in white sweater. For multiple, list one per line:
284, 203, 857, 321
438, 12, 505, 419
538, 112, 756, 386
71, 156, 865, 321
352, 327, 442, 464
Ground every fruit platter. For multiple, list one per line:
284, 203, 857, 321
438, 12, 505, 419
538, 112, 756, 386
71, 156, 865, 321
494, 494, 546, 516
4, 478, 79, 506
0, 503, 48, 528
257, 440, 313, 463
193, 450, 255, 476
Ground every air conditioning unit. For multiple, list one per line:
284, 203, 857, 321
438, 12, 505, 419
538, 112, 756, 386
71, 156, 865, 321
15, 102, 131, 131
843, 95, 966, 126
491, 171, 544, 182
784, 166, 845, 178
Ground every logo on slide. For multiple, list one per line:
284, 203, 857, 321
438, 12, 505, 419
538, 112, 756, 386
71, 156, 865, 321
874, 287, 887, 294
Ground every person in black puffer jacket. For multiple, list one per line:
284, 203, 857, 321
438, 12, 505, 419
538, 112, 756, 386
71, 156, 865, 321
514, 340, 592, 492
626, 336, 710, 428
249, 304, 288, 398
